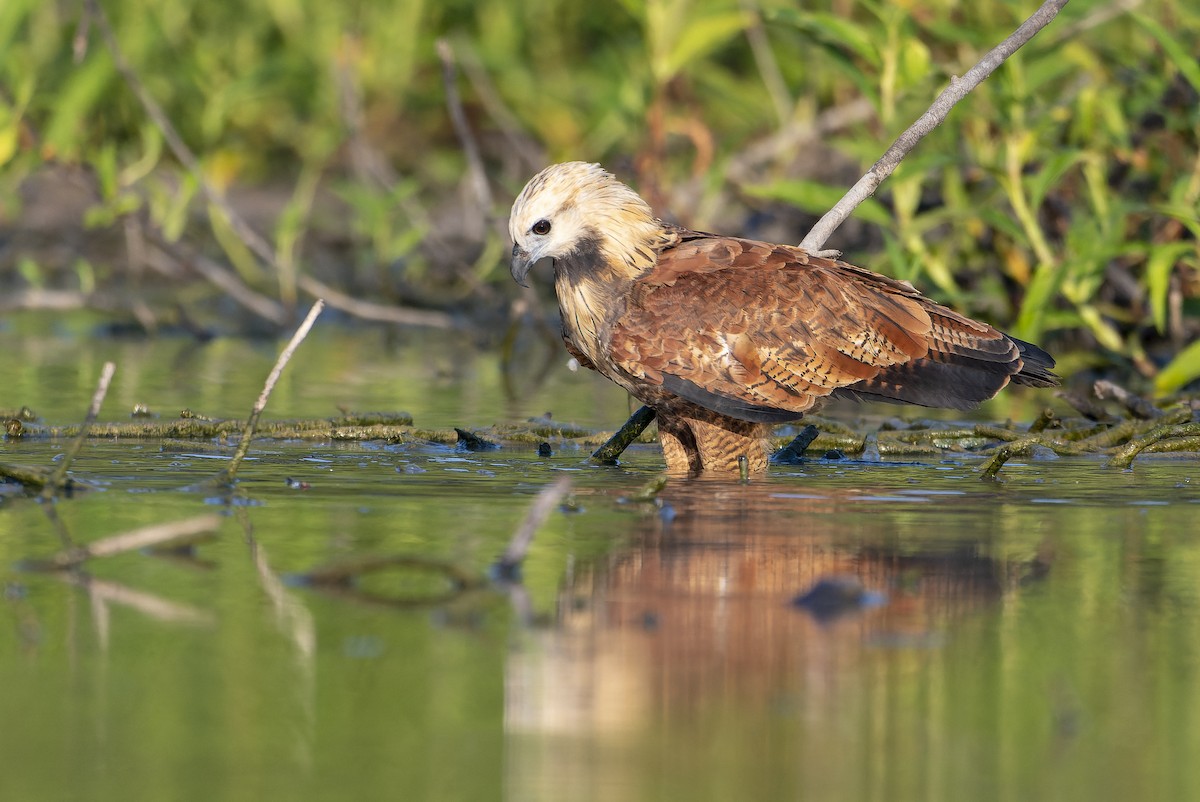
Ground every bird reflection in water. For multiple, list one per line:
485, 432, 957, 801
503, 477, 1052, 794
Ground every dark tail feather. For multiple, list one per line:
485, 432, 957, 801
1009, 336, 1059, 387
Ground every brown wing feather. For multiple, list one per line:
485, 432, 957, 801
609, 232, 1055, 421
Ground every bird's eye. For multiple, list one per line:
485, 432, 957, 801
532, 219, 552, 236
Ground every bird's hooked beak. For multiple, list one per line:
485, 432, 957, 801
510, 243, 535, 287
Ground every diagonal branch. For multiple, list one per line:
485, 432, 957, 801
799, 0, 1071, 253
215, 299, 325, 485
40, 361, 116, 501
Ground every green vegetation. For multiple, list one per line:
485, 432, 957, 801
1, 0, 1197, 391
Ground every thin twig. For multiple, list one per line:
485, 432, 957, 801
216, 300, 325, 484
40, 361, 115, 501
799, 0, 1071, 252
72, 2, 93, 63
1093, 380, 1162, 419
0, 289, 124, 313
237, 508, 317, 660
296, 274, 457, 329
87, 0, 276, 266
437, 39, 493, 224
65, 574, 215, 626
149, 237, 288, 325
91, 0, 449, 327
453, 39, 545, 172
496, 476, 572, 574
51, 514, 222, 567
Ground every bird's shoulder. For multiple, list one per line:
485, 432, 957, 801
638, 226, 920, 299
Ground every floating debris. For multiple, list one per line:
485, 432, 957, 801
455, 428, 500, 451
771, 425, 819, 465
792, 576, 886, 623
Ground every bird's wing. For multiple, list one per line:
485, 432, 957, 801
607, 234, 1041, 422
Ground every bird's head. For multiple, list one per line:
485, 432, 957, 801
508, 161, 662, 286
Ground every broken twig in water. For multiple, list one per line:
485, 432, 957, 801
1093, 380, 1162, 420
0, 462, 55, 491
295, 553, 486, 609
592, 405, 656, 463
772, 425, 820, 464
45, 514, 223, 569
216, 299, 325, 485
495, 476, 572, 577
39, 361, 115, 501
1106, 421, 1200, 470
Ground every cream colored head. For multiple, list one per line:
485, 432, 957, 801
508, 161, 661, 285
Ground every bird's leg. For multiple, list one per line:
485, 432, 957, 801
655, 417, 703, 475
688, 417, 771, 474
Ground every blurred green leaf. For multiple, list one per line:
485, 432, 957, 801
768, 9, 881, 68
1145, 243, 1194, 333
1076, 305, 1124, 353
1014, 261, 1064, 341
1027, 149, 1086, 211
151, 172, 200, 242
1155, 339, 1200, 397
0, 70, 32, 168
43, 59, 115, 158
1134, 13, 1200, 93
209, 203, 268, 284
896, 36, 932, 92
16, 256, 45, 288
659, 11, 750, 82
742, 179, 891, 227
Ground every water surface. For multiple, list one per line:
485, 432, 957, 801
2, 322, 1198, 801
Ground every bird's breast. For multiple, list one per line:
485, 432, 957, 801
554, 269, 627, 380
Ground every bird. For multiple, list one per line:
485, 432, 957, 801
509, 161, 1058, 475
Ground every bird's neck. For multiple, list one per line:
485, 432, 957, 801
553, 240, 629, 371
550, 221, 663, 371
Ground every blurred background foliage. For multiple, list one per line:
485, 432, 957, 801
0, 0, 1197, 392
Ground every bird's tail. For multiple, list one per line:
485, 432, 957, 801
1009, 337, 1059, 387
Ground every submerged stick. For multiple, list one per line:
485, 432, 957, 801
39, 361, 115, 501
799, 0, 1070, 253
1106, 421, 1200, 469
216, 299, 325, 484
772, 424, 820, 464
591, 405, 656, 463
495, 476, 572, 576
979, 443, 1022, 479
0, 463, 54, 490
1028, 408, 1058, 434
48, 514, 223, 568
64, 574, 215, 626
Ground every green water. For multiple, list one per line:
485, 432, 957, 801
2, 321, 1199, 801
